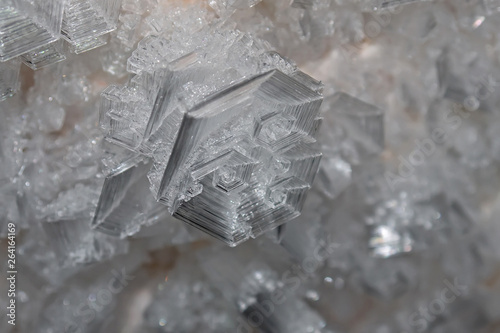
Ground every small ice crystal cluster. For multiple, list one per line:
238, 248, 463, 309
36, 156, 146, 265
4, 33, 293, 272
0, 0, 123, 99
3, 0, 500, 332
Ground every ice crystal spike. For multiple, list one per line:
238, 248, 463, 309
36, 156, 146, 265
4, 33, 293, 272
154, 69, 322, 246
20, 40, 66, 70
0, 58, 20, 101
0, 0, 64, 61
92, 158, 169, 238
61, 0, 121, 48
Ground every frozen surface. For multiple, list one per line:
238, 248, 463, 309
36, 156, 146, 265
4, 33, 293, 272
1, 1, 500, 333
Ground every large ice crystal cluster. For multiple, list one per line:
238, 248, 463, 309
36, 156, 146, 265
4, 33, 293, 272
97, 23, 323, 245
2, 0, 500, 332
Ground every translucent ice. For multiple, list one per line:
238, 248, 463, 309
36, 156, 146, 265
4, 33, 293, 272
160, 70, 323, 246
0, 59, 20, 101
2, 1, 499, 332
92, 158, 169, 238
280, 209, 330, 264
371, 0, 430, 10
0, 0, 64, 61
61, 0, 122, 50
143, 256, 237, 332
325, 92, 384, 159
99, 26, 323, 246
315, 155, 352, 199
209, 0, 262, 15
20, 40, 66, 70
200, 245, 331, 333
437, 46, 500, 113
366, 192, 473, 258
43, 218, 129, 266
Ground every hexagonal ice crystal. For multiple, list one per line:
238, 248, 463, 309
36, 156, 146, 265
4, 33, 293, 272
156, 70, 322, 246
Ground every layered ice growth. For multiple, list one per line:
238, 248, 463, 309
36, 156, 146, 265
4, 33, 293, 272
0, 0, 325, 247
0, 0, 123, 78
2, 0, 500, 333
98, 21, 323, 245
0, 0, 64, 61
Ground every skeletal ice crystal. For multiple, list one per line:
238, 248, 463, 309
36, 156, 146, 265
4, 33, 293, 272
99, 26, 323, 246
158, 69, 322, 245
